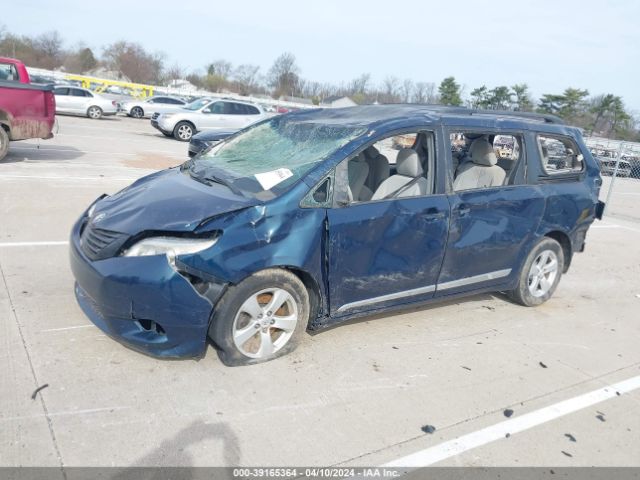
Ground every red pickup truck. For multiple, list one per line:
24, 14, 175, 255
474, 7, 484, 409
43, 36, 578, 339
0, 57, 56, 161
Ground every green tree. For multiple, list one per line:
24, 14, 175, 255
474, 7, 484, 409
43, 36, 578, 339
438, 76, 462, 106
469, 85, 489, 109
487, 86, 512, 110
511, 84, 533, 111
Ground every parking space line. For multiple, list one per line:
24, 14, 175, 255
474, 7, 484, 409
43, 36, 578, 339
592, 224, 640, 233
383, 374, 640, 467
0, 241, 69, 248
10, 146, 183, 158
0, 174, 137, 181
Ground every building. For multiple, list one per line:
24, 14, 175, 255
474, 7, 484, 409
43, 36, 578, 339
320, 96, 357, 108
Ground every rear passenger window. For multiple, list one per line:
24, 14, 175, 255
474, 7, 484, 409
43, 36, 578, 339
537, 135, 584, 175
450, 131, 523, 191
0, 63, 19, 81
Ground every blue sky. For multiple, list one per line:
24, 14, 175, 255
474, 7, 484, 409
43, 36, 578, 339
4, 0, 639, 111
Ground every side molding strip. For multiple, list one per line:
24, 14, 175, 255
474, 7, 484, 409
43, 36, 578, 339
336, 269, 512, 313
336, 284, 436, 313
437, 268, 512, 291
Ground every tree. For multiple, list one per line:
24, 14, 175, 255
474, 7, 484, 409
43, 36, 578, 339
400, 79, 414, 103
349, 73, 370, 95
381, 76, 400, 103
33, 31, 63, 69
233, 64, 260, 95
558, 88, 589, 120
438, 77, 462, 106
469, 85, 490, 109
413, 82, 435, 103
511, 84, 533, 111
207, 60, 232, 79
103, 41, 164, 84
487, 86, 512, 110
268, 52, 300, 98
165, 63, 184, 86
590, 94, 616, 134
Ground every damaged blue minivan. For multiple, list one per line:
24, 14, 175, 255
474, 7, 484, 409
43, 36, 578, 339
70, 105, 604, 365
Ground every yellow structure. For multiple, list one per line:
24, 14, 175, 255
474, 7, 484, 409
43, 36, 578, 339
64, 74, 154, 99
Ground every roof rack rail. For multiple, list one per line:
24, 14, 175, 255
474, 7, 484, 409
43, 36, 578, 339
416, 104, 565, 125
470, 109, 565, 125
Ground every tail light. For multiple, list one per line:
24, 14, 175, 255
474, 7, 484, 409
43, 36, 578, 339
112, 101, 117, 106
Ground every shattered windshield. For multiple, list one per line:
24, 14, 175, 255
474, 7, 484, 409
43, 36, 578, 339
187, 116, 366, 199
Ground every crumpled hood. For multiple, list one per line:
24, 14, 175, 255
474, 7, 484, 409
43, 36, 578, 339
91, 169, 259, 235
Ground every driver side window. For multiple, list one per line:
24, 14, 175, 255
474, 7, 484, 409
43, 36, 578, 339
334, 130, 435, 205
204, 102, 225, 114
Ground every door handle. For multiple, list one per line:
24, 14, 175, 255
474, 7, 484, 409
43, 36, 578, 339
457, 204, 471, 216
422, 207, 446, 220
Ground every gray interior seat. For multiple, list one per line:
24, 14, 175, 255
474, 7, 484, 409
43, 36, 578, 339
453, 139, 506, 191
363, 146, 390, 192
347, 153, 370, 202
371, 149, 427, 200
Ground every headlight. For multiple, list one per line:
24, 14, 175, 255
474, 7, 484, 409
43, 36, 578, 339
161, 114, 175, 119
123, 236, 218, 266
87, 203, 97, 218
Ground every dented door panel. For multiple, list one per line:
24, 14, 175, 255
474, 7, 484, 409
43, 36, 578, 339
326, 196, 450, 315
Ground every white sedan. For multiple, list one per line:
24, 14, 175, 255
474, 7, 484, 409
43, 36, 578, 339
53, 86, 118, 119
120, 96, 188, 119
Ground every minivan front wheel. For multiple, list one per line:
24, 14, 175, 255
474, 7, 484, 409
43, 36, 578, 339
209, 269, 309, 366
509, 237, 564, 307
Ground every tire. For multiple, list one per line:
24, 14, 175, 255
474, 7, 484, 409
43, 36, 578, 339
0, 127, 9, 161
508, 237, 564, 307
173, 121, 195, 141
209, 269, 310, 366
87, 106, 103, 119
131, 107, 144, 119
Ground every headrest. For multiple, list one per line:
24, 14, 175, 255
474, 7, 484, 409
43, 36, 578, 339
465, 133, 484, 140
365, 146, 380, 158
396, 149, 423, 177
471, 140, 498, 166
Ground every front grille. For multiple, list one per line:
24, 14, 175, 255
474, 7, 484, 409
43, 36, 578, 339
80, 224, 127, 261
151, 112, 160, 120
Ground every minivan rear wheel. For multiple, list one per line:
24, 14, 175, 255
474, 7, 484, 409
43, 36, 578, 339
509, 237, 564, 307
209, 269, 309, 366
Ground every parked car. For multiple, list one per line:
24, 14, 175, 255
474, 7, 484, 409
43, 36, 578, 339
70, 105, 603, 366
120, 95, 188, 119
151, 98, 266, 141
596, 157, 632, 177
0, 57, 56, 161
53, 86, 118, 119
188, 130, 235, 157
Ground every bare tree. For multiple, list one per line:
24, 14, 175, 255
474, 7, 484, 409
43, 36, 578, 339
400, 79, 414, 103
349, 73, 370, 95
413, 82, 436, 103
381, 76, 400, 103
233, 64, 260, 94
207, 60, 232, 79
103, 41, 164, 84
165, 63, 184, 86
34, 31, 63, 69
268, 52, 300, 98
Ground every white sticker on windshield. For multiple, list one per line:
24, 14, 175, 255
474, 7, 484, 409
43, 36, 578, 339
254, 168, 293, 190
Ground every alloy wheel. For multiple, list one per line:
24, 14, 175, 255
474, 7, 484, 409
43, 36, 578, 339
232, 288, 299, 359
527, 250, 558, 297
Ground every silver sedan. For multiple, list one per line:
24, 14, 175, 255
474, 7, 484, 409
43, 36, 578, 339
53, 87, 118, 119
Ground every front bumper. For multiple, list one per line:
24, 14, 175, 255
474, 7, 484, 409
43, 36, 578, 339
69, 215, 222, 358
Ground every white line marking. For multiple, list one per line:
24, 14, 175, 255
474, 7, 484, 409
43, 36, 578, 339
384, 374, 640, 467
10, 146, 182, 158
40, 325, 93, 332
0, 174, 137, 181
592, 224, 640, 233
0, 241, 69, 248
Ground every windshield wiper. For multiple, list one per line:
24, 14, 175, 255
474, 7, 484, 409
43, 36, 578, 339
200, 173, 245, 197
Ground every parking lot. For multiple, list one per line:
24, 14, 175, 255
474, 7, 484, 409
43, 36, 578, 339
1, 115, 640, 470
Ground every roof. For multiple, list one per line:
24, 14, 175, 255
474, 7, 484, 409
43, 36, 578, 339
285, 104, 568, 131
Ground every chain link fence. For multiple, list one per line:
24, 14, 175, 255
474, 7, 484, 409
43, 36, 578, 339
584, 136, 640, 222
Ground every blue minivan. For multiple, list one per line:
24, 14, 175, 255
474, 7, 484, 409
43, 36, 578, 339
69, 105, 604, 365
